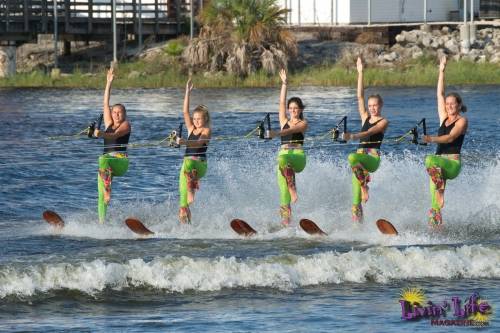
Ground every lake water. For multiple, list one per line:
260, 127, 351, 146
0, 85, 499, 332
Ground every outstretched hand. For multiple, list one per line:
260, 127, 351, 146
342, 132, 352, 141
439, 56, 447, 72
175, 136, 185, 145
186, 78, 193, 93
279, 68, 287, 85
268, 130, 279, 139
356, 57, 363, 73
106, 67, 114, 84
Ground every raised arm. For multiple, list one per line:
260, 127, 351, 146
356, 57, 369, 122
103, 67, 114, 129
278, 69, 288, 128
437, 56, 447, 124
183, 79, 195, 133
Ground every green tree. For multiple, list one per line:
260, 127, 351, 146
184, 0, 296, 76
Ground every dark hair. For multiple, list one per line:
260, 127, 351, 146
112, 103, 127, 115
446, 92, 467, 113
287, 97, 305, 120
367, 94, 384, 107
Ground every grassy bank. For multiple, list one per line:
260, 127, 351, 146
1, 57, 500, 89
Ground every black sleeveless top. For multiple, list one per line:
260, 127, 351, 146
103, 126, 130, 153
358, 117, 384, 149
184, 130, 208, 159
435, 118, 465, 155
281, 122, 305, 145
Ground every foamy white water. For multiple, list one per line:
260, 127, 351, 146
1, 86, 499, 332
2, 245, 499, 298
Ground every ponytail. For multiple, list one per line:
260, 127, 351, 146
446, 92, 467, 113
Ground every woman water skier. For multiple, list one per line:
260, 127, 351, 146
174, 78, 211, 224
94, 66, 131, 223
342, 57, 389, 223
269, 69, 308, 226
423, 56, 468, 229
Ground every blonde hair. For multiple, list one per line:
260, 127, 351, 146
193, 104, 211, 128
112, 103, 126, 116
368, 94, 384, 107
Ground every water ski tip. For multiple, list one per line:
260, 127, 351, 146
299, 219, 327, 236
376, 219, 398, 235
125, 218, 154, 236
230, 219, 257, 237
42, 210, 65, 228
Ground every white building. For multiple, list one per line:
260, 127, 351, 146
279, 0, 481, 25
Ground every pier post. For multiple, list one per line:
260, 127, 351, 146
112, 0, 117, 63
63, 41, 71, 56
469, 23, 476, 45
368, 0, 371, 25
460, 23, 470, 52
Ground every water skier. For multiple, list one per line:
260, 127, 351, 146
269, 69, 308, 226
94, 66, 131, 223
343, 57, 389, 223
175, 78, 211, 224
423, 56, 468, 229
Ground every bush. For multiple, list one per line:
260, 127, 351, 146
164, 40, 185, 56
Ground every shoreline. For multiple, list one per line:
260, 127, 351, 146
1, 59, 499, 89
4, 23, 500, 89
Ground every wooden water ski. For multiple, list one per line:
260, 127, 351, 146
376, 219, 398, 235
42, 210, 65, 228
230, 219, 257, 237
125, 218, 155, 236
299, 219, 327, 236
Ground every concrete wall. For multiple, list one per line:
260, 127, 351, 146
280, 0, 480, 25
314, 0, 335, 24
337, 0, 351, 24
370, 0, 402, 22
390, 0, 479, 22
400, 0, 461, 22
281, 0, 352, 25
352, 0, 460, 23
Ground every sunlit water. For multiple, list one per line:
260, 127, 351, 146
0, 85, 499, 332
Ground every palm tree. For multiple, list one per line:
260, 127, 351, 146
184, 0, 297, 76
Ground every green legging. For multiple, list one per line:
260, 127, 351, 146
347, 149, 380, 205
425, 155, 461, 210
98, 153, 129, 223
179, 157, 208, 208
277, 149, 306, 206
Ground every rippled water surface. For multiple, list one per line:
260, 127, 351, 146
0, 85, 499, 332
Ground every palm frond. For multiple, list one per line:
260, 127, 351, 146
191, 0, 297, 75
